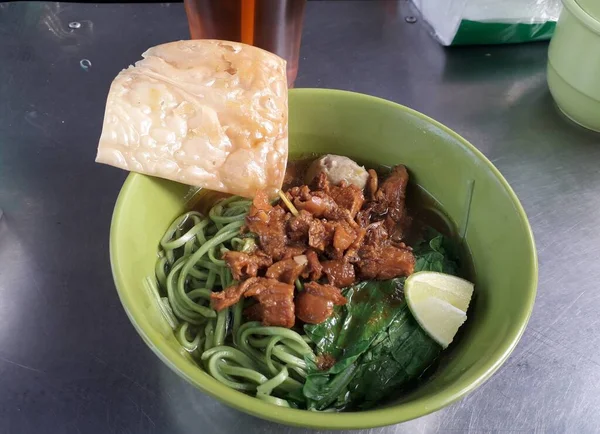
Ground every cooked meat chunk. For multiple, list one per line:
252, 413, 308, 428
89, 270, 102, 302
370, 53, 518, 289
308, 219, 335, 251
355, 199, 390, 229
355, 205, 374, 228
366, 169, 378, 201
364, 221, 389, 245
329, 182, 364, 219
211, 277, 295, 328
245, 191, 288, 260
308, 219, 326, 251
266, 258, 306, 284
288, 181, 351, 222
287, 185, 310, 201
321, 259, 356, 288
332, 221, 357, 253
314, 171, 331, 192
280, 245, 307, 259
287, 210, 313, 242
302, 249, 323, 280
294, 191, 341, 220
355, 165, 410, 235
376, 165, 409, 210
211, 278, 255, 311
243, 278, 295, 328
357, 243, 415, 280
251, 189, 273, 213
343, 226, 366, 264
302, 282, 347, 305
295, 282, 347, 324
375, 165, 409, 238
222, 250, 272, 281
356, 219, 412, 280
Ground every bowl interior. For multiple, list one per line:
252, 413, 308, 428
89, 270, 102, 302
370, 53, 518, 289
110, 89, 537, 429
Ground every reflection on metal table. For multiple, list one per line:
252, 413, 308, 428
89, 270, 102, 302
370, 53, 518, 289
1, 1, 599, 433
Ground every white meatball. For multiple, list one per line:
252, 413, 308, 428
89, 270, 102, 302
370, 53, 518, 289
306, 154, 369, 189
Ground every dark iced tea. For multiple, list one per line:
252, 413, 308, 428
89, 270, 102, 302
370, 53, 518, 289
184, 0, 306, 87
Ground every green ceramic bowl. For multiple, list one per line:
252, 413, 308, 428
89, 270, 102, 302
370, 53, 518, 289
547, 0, 600, 132
110, 89, 537, 429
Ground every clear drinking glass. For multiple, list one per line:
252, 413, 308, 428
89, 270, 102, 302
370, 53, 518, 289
184, 0, 306, 87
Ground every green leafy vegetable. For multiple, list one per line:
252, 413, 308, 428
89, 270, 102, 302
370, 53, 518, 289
303, 279, 406, 410
302, 282, 441, 410
346, 304, 441, 409
302, 227, 459, 411
413, 228, 460, 275
305, 279, 406, 369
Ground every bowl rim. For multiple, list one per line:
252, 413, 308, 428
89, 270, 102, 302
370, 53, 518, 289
564, 0, 600, 35
110, 88, 538, 429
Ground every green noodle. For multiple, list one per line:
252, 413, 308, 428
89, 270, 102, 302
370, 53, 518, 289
155, 195, 316, 407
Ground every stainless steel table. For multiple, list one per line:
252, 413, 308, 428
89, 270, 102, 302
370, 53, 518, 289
1, 1, 599, 433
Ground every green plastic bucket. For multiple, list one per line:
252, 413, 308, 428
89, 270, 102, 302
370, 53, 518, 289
547, 0, 600, 132
576, 0, 600, 19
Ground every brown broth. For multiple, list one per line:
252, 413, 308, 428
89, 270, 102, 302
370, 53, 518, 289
282, 154, 320, 190
405, 183, 475, 283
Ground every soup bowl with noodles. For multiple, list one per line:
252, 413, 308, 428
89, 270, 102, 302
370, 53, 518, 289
109, 89, 537, 429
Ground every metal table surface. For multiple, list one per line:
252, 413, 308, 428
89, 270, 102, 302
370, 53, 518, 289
1, 1, 599, 433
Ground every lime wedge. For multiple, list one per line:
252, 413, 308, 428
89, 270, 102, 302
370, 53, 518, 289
405, 271, 474, 348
